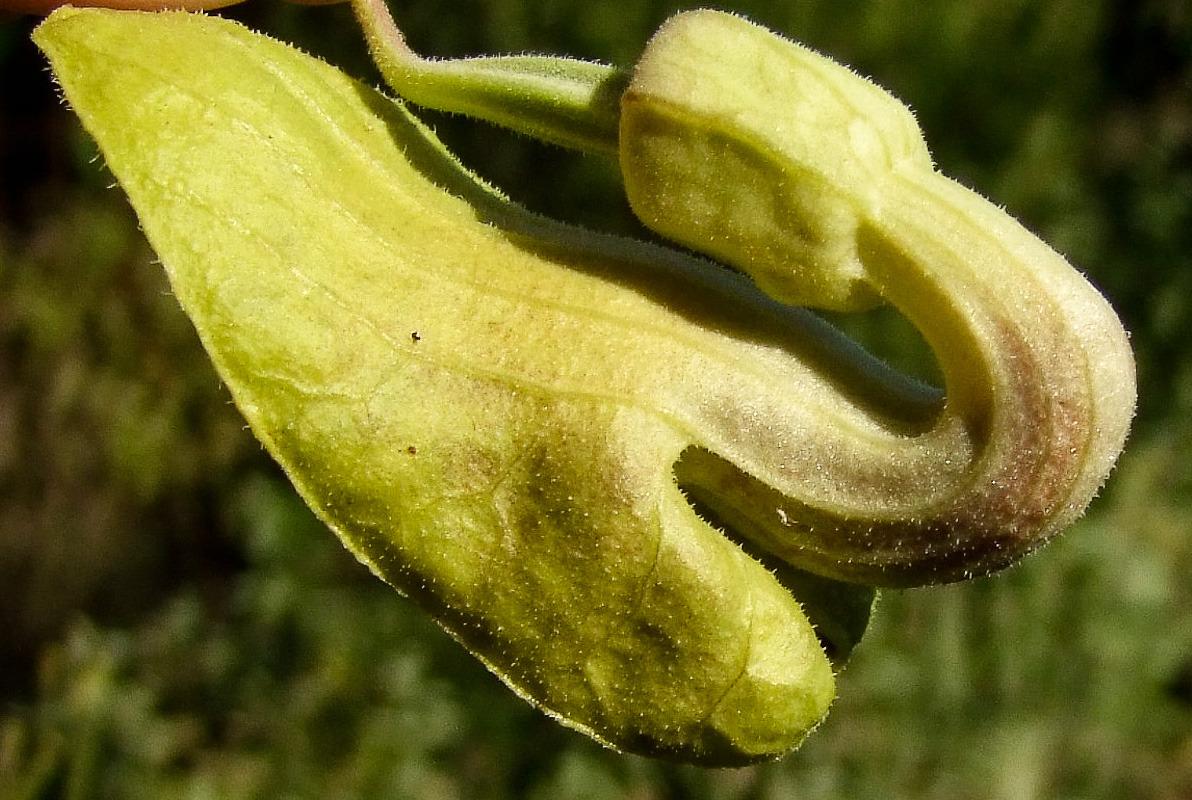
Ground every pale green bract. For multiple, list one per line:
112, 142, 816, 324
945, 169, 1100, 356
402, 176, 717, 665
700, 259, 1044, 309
33, 6, 1134, 766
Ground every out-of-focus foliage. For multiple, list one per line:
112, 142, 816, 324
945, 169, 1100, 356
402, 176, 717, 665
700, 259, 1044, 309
0, 0, 1189, 797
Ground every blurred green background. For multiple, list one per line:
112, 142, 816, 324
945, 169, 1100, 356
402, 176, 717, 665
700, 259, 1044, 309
1, 0, 1189, 797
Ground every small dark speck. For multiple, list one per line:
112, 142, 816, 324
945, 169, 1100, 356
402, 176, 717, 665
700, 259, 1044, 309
411, 331, 422, 343
406, 446, 418, 455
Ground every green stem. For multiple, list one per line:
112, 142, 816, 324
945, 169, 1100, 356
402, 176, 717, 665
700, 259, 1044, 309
352, 0, 627, 153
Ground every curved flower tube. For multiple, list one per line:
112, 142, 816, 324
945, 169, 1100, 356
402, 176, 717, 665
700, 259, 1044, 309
34, 6, 1134, 765
618, 12, 1136, 585
354, 2, 1136, 585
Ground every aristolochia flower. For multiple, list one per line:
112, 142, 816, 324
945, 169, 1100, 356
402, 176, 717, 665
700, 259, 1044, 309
34, 6, 1134, 765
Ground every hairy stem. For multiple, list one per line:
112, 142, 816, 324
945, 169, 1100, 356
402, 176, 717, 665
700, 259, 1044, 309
353, 0, 626, 153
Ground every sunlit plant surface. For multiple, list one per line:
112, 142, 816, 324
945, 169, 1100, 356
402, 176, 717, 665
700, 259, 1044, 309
29, 0, 1138, 764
